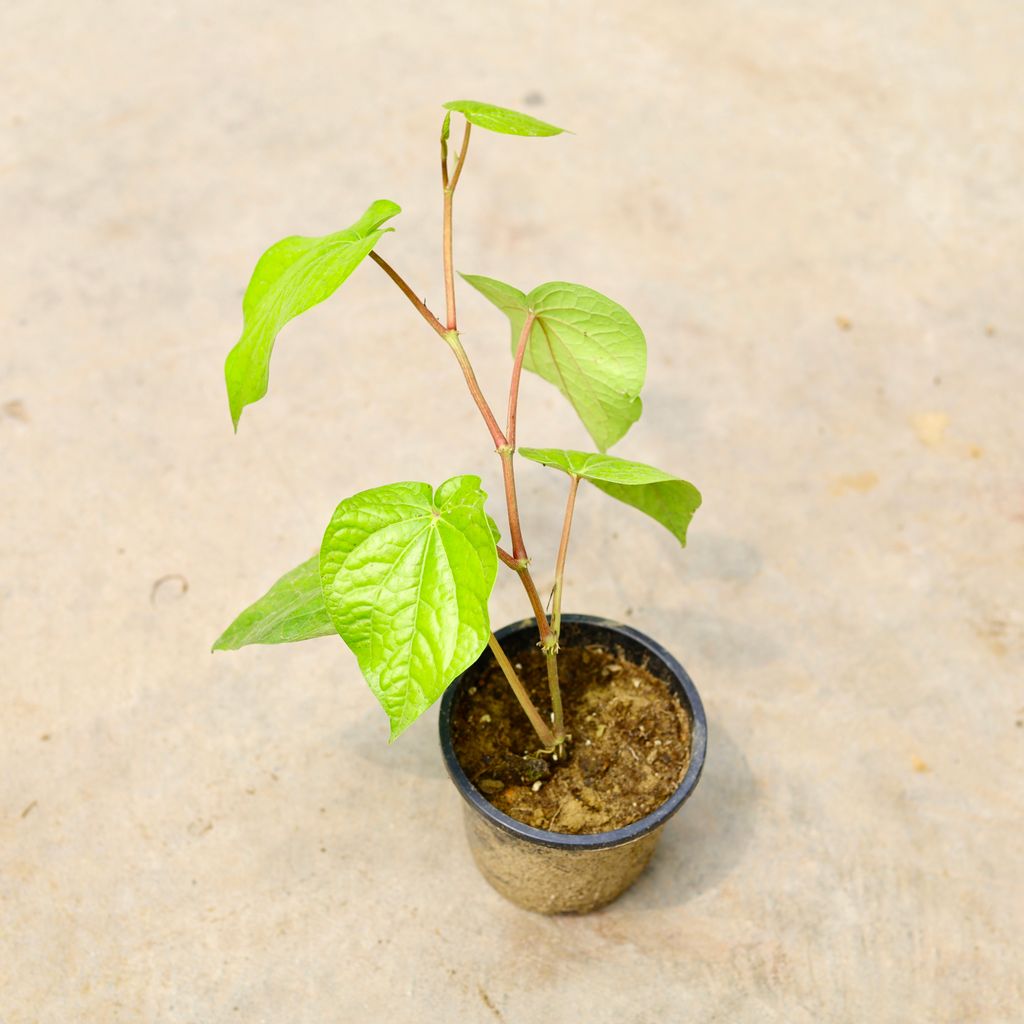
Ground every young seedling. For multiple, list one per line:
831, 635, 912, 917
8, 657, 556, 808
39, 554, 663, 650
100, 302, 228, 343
214, 99, 701, 756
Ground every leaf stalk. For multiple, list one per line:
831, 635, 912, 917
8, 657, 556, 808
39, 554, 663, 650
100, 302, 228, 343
551, 474, 581, 642
369, 251, 447, 339
507, 312, 536, 450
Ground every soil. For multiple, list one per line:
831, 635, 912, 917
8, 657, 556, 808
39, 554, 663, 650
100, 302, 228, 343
450, 642, 692, 835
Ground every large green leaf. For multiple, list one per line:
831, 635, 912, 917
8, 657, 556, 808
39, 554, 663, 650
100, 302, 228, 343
213, 556, 336, 651
461, 275, 646, 451
319, 476, 499, 740
225, 199, 401, 429
519, 447, 701, 546
443, 100, 566, 137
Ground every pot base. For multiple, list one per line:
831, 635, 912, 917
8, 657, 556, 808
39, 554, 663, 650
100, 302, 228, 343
464, 804, 662, 914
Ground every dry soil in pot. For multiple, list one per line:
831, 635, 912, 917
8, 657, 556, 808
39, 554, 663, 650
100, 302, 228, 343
450, 641, 692, 835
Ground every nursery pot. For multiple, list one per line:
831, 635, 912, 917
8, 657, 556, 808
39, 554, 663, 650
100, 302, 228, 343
439, 614, 707, 914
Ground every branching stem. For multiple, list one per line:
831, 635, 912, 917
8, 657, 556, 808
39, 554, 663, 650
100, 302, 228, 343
367, 251, 506, 449
507, 309, 565, 745
378, 115, 566, 750
496, 545, 520, 569
497, 547, 552, 637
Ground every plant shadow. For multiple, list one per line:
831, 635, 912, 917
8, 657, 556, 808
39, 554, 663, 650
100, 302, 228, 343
619, 717, 757, 910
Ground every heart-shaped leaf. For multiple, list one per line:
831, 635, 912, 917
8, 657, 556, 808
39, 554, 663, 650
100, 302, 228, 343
461, 275, 646, 451
213, 556, 336, 650
519, 448, 701, 546
319, 476, 499, 740
225, 199, 401, 429
443, 100, 566, 137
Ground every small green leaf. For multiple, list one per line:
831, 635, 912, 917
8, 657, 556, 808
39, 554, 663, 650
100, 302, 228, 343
213, 556, 336, 651
461, 275, 646, 451
225, 199, 401, 429
319, 476, 499, 740
519, 448, 701, 546
443, 100, 567, 137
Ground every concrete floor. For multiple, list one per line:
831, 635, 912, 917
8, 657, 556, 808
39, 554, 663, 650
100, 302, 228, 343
2, 2, 1022, 1020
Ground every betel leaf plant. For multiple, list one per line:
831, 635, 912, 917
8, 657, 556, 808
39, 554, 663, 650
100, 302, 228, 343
214, 99, 701, 757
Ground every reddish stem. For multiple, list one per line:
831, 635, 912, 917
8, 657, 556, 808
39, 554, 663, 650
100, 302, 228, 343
445, 332, 507, 449
369, 251, 447, 339
442, 121, 472, 330
507, 312, 536, 449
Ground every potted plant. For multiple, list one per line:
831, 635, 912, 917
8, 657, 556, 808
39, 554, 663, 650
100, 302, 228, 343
214, 99, 707, 914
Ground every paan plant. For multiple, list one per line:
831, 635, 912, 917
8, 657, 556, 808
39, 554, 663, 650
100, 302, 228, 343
214, 99, 702, 759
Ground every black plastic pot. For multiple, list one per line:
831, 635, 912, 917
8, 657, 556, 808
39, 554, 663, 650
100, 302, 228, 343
439, 614, 707, 914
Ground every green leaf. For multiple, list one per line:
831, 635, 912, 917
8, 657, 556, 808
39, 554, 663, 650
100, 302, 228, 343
319, 476, 499, 740
519, 448, 701, 546
213, 556, 336, 651
225, 199, 401, 429
443, 100, 567, 137
459, 274, 527, 317
461, 275, 646, 451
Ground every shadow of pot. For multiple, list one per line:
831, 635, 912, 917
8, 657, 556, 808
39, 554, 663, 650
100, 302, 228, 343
439, 614, 708, 914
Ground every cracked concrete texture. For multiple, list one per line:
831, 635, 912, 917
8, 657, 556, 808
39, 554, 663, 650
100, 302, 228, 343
2, 1, 1021, 1020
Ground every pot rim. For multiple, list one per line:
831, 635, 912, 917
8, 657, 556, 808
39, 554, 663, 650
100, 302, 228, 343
439, 613, 708, 851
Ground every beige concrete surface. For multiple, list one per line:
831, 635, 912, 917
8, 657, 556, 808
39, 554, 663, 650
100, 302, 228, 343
2, 2, 1022, 1020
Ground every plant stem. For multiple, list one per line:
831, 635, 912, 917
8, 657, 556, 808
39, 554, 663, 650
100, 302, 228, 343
440, 115, 450, 189
444, 330, 507, 449
383, 116, 564, 747
544, 654, 564, 755
450, 120, 471, 191
370, 255, 552, 647
505, 309, 565, 746
496, 545, 518, 569
368, 251, 507, 449
443, 193, 456, 328
502, 312, 542, 574
506, 312, 535, 450
499, 449, 528, 561
496, 432, 559, 665
488, 633, 557, 749
369, 251, 447, 339
370, 279, 552, 648
442, 121, 471, 330
540, 474, 580, 752
551, 475, 581, 641
497, 547, 553, 636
